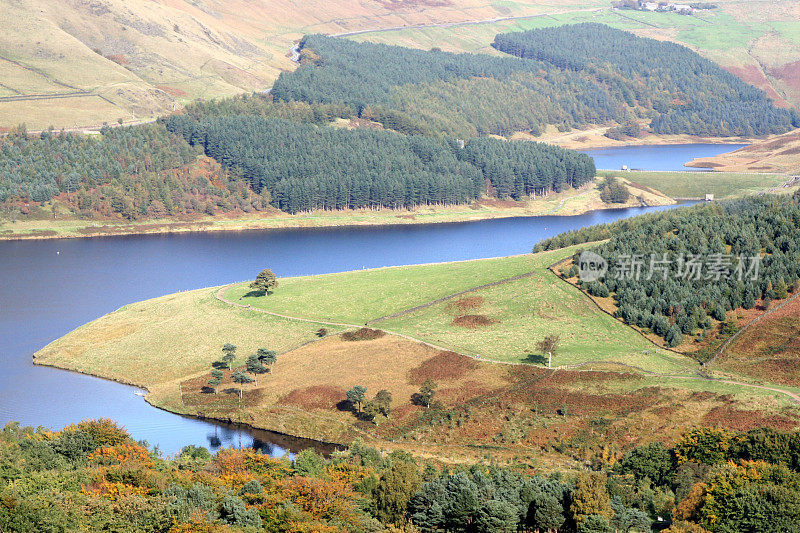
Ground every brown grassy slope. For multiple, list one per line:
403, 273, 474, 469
0, 0, 549, 128
715, 294, 800, 387
33, 287, 333, 386
157, 333, 799, 455
34, 271, 799, 457
686, 130, 800, 173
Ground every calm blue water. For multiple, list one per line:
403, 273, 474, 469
0, 203, 694, 456
582, 143, 747, 171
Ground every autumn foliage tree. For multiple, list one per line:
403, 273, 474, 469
571, 472, 614, 527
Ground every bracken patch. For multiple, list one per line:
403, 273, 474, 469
437, 380, 492, 403
446, 296, 484, 313
546, 370, 640, 385
407, 351, 479, 384
156, 85, 188, 97
702, 406, 797, 431
278, 385, 346, 410
341, 328, 385, 341
452, 314, 498, 328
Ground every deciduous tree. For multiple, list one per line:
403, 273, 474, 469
418, 379, 437, 408
374, 390, 392, 416
375, 460, 421, 525
537, 334, 560, 367
571, 472, 613, 526
250, 269, 278, 295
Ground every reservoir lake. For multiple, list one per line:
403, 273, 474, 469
0, 143, 732, 456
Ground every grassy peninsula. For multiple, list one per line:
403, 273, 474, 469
34, 244, 800, 461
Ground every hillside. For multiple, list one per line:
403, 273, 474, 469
492, 23, 798, 136
274, 27, 797, 138
536, 194, 800, 362
686, 129, 800, 173
3, 1, 800, 130
349, 1, 800, 110
0, 0, 562, 129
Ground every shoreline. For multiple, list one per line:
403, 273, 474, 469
0, 193, 674, 242
31, 248, 800, 460
516, 125, 762, 151
2, 131, 781, 243
32, 356, 345, 452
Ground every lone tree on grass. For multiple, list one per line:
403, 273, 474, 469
347, 385, 367, 414
250, 269, 278, 295
232, 371, 255, 399
208, 369, 224, 394
256, 348, 277, 373
537, 334, 561, 368
221, 343, 237, 370
418, 379, 437, 408
246, 354, 268, 385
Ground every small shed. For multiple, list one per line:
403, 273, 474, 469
705, 193, 715, 202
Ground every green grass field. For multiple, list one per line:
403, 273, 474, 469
221, 246, 694, 370
376, 269, 690, 369
224, 252, 551, 324
34, 239, 709, 402
34, 288, 338, 386
34, 245, 800, 451
350, 7, 745, 52
600, 170, 787, 199
41, 245, 695, 385
353, 4, 800, 59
